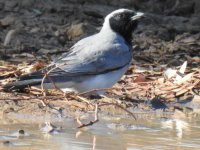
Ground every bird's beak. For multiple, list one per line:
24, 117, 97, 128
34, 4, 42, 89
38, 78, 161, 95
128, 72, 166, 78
131, 12, 144, 21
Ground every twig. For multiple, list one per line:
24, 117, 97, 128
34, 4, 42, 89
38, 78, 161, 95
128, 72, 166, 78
40, 99, 47, 107
41, 66, 63, 94
40, 66, 67, 105
77, 96, 94, 109
77, 104, 99, 128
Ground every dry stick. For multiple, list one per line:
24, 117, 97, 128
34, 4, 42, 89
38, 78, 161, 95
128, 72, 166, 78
39, 73, 49, 106
98, 102, 136, 120
40, 62, 71, 94
40, 66, 65, 105
41, 67, 60, 93
77, 104, 99, 128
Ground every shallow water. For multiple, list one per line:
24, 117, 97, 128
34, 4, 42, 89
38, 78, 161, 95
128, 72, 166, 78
0, 115, 200, 150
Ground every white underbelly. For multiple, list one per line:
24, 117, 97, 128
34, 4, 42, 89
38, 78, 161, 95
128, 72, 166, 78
61, 64, 129, 94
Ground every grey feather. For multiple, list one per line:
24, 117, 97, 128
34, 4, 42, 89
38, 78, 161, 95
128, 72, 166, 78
53, 33, 132, 75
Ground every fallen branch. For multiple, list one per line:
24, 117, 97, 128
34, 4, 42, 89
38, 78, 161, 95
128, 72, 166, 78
77, 104, 99, 128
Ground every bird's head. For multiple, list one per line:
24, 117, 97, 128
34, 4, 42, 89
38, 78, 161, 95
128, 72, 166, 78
102, 9, 144, 44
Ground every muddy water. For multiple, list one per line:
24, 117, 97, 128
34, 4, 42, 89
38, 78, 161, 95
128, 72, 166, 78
0, 115, 200, 150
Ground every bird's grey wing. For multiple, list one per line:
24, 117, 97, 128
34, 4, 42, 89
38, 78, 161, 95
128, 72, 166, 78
16, 40, 132, 83
52, 38, 132, 76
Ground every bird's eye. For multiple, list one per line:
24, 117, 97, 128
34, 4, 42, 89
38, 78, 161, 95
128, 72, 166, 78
119, 14, 125, 18
115, 13, 125, 20
115, 14, 122, 19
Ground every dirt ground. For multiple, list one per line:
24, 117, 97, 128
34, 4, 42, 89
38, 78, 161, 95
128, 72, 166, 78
0, 0, 199, 121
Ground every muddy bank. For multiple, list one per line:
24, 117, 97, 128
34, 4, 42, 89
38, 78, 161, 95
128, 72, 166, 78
0, 90, 199, 124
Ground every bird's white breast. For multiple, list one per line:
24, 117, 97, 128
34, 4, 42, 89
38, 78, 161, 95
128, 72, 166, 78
61, 64, 129, 94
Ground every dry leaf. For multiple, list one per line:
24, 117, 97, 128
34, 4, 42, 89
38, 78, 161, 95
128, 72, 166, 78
164, 68, 177, 79
175, 73, 194, 85
176, 61, 187, 81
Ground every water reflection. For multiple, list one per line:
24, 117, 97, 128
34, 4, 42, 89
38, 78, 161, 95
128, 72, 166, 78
161, 119, 190, 139
0, 116, 199, 150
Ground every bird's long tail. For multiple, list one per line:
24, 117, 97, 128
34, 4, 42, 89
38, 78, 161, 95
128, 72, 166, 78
2, 73, 44, 92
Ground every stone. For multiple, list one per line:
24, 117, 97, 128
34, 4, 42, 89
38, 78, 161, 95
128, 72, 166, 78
66, 23, 96, 40
66, 23, 85, 40
0, 15, 15, 27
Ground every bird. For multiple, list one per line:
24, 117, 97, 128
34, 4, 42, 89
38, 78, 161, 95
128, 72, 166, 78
3, 8, 144, 94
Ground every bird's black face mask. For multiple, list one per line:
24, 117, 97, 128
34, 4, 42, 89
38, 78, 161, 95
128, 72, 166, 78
109, 10, 140, 45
